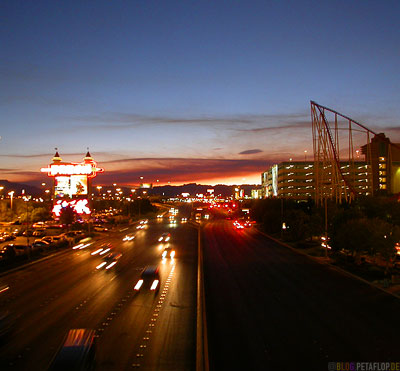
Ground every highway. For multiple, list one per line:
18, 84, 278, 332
202, 217, 400, 371
0, 217, 197, 370
2, 207, 400, 371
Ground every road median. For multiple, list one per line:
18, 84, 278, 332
192, 222, 209, 371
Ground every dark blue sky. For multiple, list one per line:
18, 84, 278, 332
1, 0, 400, 185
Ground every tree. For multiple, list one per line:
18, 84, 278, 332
31, 207, 51, 222
369, 218, 400, 272
331, 218, 373, 261
59, 206, 75, 227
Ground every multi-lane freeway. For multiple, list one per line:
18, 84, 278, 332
203, 215, 400, 371
0, 216, 197, 370
1, 205, 400, 371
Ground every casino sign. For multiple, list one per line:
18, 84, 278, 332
41, 150, 104, 216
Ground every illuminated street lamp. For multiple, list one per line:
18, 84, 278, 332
8, 191, 14, 209
0, 186, 4, 199
23, 195, 31, 245
304, 150, 308, 161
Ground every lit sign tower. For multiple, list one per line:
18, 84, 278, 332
41, 150, 104, 217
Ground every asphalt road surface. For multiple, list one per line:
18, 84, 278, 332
0, 217, 197, 370
202, 218, 400, 371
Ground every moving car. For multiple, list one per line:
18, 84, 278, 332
162, 246, 175, 259
243, 220, 252, 228
96, 252, 122, 270
158, 232, 171, 242
134, 266, 160, 292
49, 328, 96, 370
90, 243, 113, 256
233, 220, 244, 229
123, 233, 135, 241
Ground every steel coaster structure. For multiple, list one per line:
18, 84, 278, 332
311, 100, 377, 205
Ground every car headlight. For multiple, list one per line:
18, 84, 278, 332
96, 262, 107, 270
150, 280, 159, 290
134, 279, 144, 290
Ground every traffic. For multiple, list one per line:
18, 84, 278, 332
0, 208, 198, 370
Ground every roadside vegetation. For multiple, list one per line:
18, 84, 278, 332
0, 199, 52, 224
248, 196, 400, 284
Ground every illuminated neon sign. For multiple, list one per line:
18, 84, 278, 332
52, 199, 91, 217
41, 162, 103, 178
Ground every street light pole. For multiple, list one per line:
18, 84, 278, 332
23, 195, 31, 246
8, 191, 14, 210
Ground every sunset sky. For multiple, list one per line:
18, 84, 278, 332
1, 1, 400, 186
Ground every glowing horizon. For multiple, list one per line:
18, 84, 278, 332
2, 2, 400, 187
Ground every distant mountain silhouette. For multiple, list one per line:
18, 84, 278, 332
0, 180, 42, 196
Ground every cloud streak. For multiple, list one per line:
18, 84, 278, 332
65, 111, 310, 131
89, 156, 286, 185
235, 121, 310, 133
0, 153, 51, 159
239, 149, 263, 155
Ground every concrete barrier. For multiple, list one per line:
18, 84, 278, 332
194, 222, 209, 371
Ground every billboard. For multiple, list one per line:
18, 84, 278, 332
54, 175, 88, 198
71, 175, 88, 195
